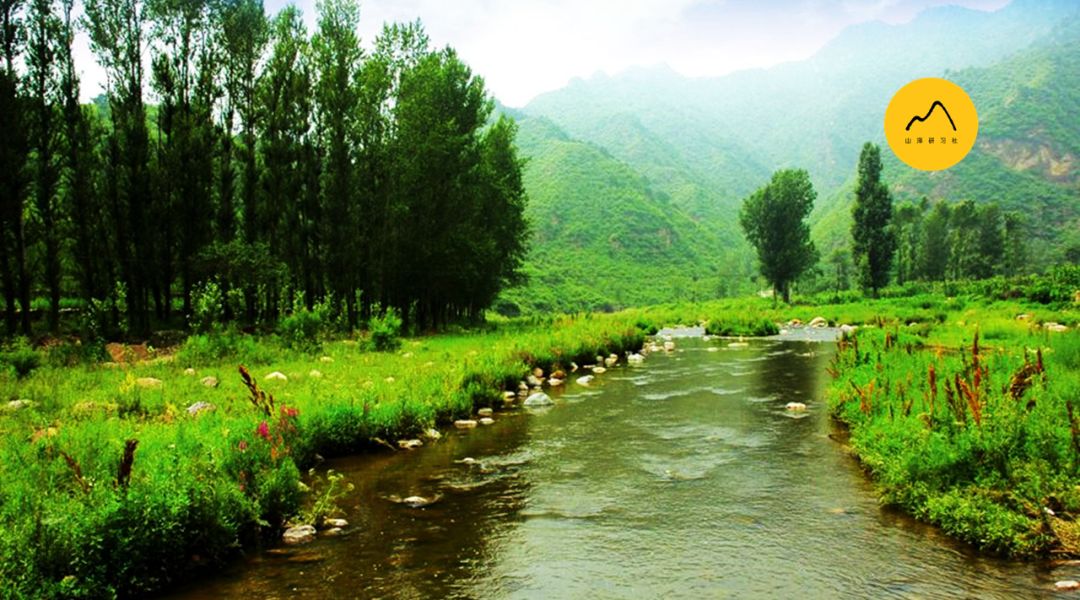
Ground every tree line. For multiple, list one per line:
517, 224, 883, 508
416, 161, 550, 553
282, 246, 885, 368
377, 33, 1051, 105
740, 142, 1031, 300
0, 0, 528, 338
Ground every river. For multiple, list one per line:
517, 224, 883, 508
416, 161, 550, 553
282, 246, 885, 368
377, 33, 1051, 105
169, 332, 1068, 598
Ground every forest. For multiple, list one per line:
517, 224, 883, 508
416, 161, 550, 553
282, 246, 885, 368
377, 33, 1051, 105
0, 0, 528, 339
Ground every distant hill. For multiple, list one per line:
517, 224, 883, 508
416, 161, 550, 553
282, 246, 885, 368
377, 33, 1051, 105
499, 0, 1080, 312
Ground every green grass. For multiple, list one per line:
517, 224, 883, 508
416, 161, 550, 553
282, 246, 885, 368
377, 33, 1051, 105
826, 307, 1080, 556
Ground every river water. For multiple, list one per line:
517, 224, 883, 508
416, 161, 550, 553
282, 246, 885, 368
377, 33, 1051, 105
170, 333, 1071, 599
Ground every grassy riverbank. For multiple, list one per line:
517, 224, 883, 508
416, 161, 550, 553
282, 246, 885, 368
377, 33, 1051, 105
1, 292, 1077, 596
826, 301, 1080, 556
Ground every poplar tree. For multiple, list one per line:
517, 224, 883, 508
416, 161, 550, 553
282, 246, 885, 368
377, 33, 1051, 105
851, 142, 895, 297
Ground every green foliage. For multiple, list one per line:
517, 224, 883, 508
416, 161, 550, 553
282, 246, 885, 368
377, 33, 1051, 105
278, 298, 328, 353
0, 338, 41, 378
739, 168, 819, 303
176, 329, 276, 367
851, 143, 896, 296
367, 307, 402, 352
299, 469, 354, 527
190, 281, 225, 333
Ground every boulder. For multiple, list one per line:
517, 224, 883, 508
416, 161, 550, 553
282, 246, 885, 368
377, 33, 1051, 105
183, 368, 197, 376
548, 377, 564, 387
785, 402, 808, 412
265, 371, 288, 382
576, 375, 594, 386
477, 407, 494, 417
282, 525, 316, 545
397, 439, 422, 450
323, 517, 348, 529
200, 376, 219, 388
532, 367, 544, 378
5, 399, 31, 411
454, 419, 478, 429
809, 317, 828, 328
136, 377, 163, 390
479, 417, 495, 426
308, 369, 323, 379
524, 392, 553, 407
551, 369, 567, 380
186, 401, 215, 416
1055, 581, 1080, 591
526, 374, 543, 387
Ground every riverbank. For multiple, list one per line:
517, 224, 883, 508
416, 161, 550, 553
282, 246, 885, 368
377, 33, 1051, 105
826, 302, 1080, 557
1, 295, 1076, 596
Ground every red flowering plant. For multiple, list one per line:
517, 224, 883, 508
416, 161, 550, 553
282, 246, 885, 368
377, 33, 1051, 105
223, 366, 304, 528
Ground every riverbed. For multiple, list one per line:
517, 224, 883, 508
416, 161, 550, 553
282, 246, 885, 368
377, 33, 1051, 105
169, 333, 1069, 598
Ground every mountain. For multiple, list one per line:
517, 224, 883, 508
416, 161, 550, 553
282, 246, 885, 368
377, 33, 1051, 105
500, 0, 1080, 312
496, 116, 753, 315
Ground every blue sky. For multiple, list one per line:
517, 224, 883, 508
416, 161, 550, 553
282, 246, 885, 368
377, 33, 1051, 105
75, 0, 1010, 107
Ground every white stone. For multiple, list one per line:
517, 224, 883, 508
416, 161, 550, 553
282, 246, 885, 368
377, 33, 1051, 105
282, 525, 316, 545
186, 401, 215, 416
663, 341, 676, 352
183, 368, 196, 376
265, 371, 288, 382
454, 419, 478, 429
397, 439, 422, 450
526, 374, 543, 387
592, 366, 607, 374
421, 428, 441, 441
809, 317, 828, 328
5, 399, 31, 411
477, 408, 494, 417
479, 417, 495, 425
1055, 581, 1080, 591
627, 353, 645, 364
548, 377, 564, 387
576, 375, 594, 386
319, 356, 334, 363
524, 392, 553, 407
785, 402, 808, 412
308, 369, 323, 379
323, 518, 348, 529
200, 376, 219, 388
136, 377, 163, 389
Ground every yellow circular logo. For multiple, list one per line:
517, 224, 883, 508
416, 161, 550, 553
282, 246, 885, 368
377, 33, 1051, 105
884, 77, 978, 171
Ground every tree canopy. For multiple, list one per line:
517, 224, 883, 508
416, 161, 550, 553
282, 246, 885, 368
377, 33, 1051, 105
739, 168, 818, 303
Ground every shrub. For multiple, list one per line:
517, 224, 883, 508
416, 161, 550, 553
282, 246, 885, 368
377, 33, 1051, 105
278, 297, 327, 353
368, 308, 402, 352
190, 281, 224, 333
0, 338, 41, 379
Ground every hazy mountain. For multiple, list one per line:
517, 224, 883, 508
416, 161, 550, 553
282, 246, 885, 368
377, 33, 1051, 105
502, 0, 1080, 311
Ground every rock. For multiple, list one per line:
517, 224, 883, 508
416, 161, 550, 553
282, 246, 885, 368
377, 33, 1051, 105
479, 417, 495, 426
524, 392, 553, 407
809, 317, 828, 328
319, 356, 334, 363
136, 377, 163, 390
570, 362, 579, 372
728, 342, 749, 348
787, 319, 803, 327
503, 391, 516, 401
785, 402, 808, 412
1016, 313, 1031, 321
627, 353, 645, 364
282, 525, 316, 545
5, 399, 31, 411
551, 369, 567, 379
186, 401, 215, 416
183, 368, 197, 376
477, 407, 494, 417
398, 439, 422, 450
576, 375, 594, 386
592, 366, 607, 374
526, 374, 543, 387
518, 381, 529, 391
604, 355, 618, 367
384, 376, 395, 383
1045, 322, 1069, 333
421, 428, 441, 441
1055, 581, 1080, 591
454, 419, 478, 429
663, 341, 676, 352
403, 495, 439, 508
532, 367, 544, 378
308, 369, 323, 379
321, 527, 344, 537
456, 457, 479, 465
200, 376, 219, 388
548, 377, 564, 387
265, 371, 288, 382
322, 517, 348, 529
840, 324, 857, 336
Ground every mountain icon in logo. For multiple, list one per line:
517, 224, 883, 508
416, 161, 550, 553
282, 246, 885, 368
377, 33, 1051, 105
905, 100, 957, 132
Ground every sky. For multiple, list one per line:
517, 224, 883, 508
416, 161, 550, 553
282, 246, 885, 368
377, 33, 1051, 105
75, 0, 1012, 107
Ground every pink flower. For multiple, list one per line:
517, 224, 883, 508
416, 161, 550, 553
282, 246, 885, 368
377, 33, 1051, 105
256, 421, 270, 440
